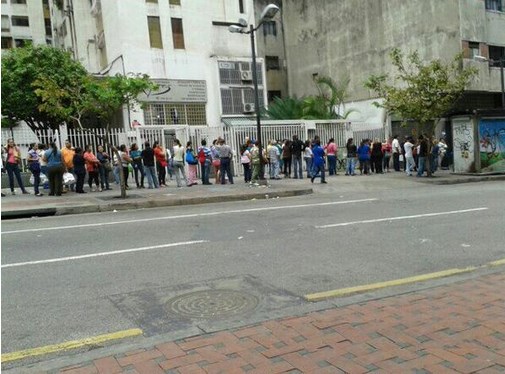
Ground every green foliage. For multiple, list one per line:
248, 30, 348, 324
262, 96, 305, 119
364, 48, 477, 132
263, 75, 354, 120
34, 73, 156, 128
1, 44, 88, 130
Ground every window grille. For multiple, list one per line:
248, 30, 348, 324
144, 103, 206, 125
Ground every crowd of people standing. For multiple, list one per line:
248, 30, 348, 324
2, 133, 451, 197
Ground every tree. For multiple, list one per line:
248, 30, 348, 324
262, 76, 355, 120
365, 48, 477, 176
1, 44, 88, 131
34, 72, 156, 198
262, 96, 305, 119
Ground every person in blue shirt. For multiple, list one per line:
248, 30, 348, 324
311, 139, 327, 184
357, 139, 371, 175
43, 142, 64, 196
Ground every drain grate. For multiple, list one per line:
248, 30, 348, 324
166, 289, 259, 319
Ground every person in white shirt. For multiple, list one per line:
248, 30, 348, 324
392, 135, 401, 171
404, 137, 415, 176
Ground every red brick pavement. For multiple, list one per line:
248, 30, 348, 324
55, 272, 505, 374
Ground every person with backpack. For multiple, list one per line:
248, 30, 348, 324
197, 139, 213, 185
186, 141, 198, 186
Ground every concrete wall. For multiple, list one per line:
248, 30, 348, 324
283, 0, 462, 101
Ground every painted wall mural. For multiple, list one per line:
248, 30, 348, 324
479, 119, 505, 173
452, 117, 475, 173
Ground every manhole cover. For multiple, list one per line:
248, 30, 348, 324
166, 290, 259, 319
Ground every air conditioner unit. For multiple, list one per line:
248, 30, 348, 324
241, 70, 253, 81
243, 102, 255, 113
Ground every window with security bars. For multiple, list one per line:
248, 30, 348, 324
218, 61, 263, 85
221, 87, 263, 115
144, 103, 206, 125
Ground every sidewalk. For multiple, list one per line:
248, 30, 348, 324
2, 170, 504, 219
18, 270, 505, 374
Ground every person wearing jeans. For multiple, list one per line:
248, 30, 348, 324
172, 139, 188, 187
325, 138, 337, 176
404, 137, 415, 176
345, 138, 357, 176
417, 135, 428, 177
290, 135, 304, 179
310, 139, 327, 184
141, 141, 158, 189
27, 143, 43, 196
97, 145, 111, 190
198, 140, 213, 185
4, 138, 29, 195
303, 140, 313, 178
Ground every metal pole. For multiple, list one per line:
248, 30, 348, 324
250, 25, 264, 180
500, 58, 505, 109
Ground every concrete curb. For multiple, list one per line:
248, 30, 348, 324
416, 174, 505, 185
1, 187, 313, 219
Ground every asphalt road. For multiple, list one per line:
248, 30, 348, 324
2, 180, 505, 360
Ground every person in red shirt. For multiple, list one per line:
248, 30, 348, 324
153, 141, 167, 187
382, 138, 392, 172
83, 144, 101, 192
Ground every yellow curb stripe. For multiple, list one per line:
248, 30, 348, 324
488, 258, 505, 267
305, 267, 476, 302
1, 328, 143, 363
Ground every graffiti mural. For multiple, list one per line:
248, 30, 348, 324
452, 118, 475, 173
479, 119, 505, 173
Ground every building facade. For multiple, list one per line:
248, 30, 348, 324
282, 0, 505, 134
1, 0, 52, 51
3, 0, 281, 129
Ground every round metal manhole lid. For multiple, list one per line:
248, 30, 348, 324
166, 290, 259, 319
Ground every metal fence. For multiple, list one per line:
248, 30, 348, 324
2, 120, 384, 175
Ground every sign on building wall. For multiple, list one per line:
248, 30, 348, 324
452, 117, 475, 173
479, 118, 505, 173
139, 79, 207, 103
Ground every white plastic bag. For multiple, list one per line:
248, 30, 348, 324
63, 172, 76, 185
29, 173, 48, 186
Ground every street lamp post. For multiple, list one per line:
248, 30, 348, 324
229, 4, 280, 181
475, 55, 505, 109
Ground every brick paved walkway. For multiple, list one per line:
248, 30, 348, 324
55, 272, 505, 374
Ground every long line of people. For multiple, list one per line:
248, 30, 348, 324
2, 134, 451, 197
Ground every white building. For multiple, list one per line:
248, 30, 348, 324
48, 0, 270, 129
1, 0, 52, 51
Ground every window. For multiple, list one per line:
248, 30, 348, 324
147, 16, 163, 49
485, 0, 503, 11
144, 103, 206, 126
14, 39, 30, 47
11, 0, 27, 4
11, 16, 29, 27
1, 15, 10, 32
1, 37, 13, 49
263, 20, 277, 37
489, 45, 505, 67
171, 18, 185, 49
44, 18, 52, 36
468, 42, 479, 59
169, 0, 181, 5
238, 0, 244, 13
146, 0, 157, 3
266, 56, 280, 70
